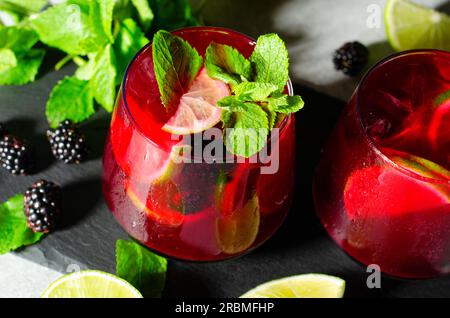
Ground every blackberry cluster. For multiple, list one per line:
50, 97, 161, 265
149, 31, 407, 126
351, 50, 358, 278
333, 41, 369, 76
47, 120, 88, 164
0, 130, 34, 175
24, 180, 61, 233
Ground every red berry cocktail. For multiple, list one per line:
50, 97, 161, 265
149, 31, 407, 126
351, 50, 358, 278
102, 27, 301, 261
314, 50, 450, 278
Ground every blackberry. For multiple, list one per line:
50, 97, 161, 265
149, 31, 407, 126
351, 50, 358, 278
333, 41, 369, 76
47, 120, 88, 164
24, 180, 61, 233
0, 135, 33, 175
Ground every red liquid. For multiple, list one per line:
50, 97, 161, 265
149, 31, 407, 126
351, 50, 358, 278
314, 51, 450, 278
102, 27, 296, 261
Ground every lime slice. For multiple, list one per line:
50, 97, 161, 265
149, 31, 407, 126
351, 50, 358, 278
126, 179, 185, 227
385, 0, 450, 51
41, 270, 143, 298
216, 194, 260, 254
240, 274, 345, 298
162, 68, 230, 135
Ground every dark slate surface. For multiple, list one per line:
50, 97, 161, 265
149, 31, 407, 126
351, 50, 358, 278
2, 0, 450, 295
1, 56, 450, 297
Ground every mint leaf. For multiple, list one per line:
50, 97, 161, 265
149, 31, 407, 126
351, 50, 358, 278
131, 0, 154, 31
87, 0, 115, 43
0, 0, 47, 14
30, 2, 111, 55
152, 30, 202, 109
116, 239, 167, 298
0, 194, 44, 255
90, 44, 117, 112
46, 76, 95, 127
205, 42, 251, 85
221, 102, 268, 158
0, 48, 44, 85
74, 53, 97, 80
30, 3, 91, 55
267, 93, 304, 114
0, 26, 39, 53
148, 0, 198, 31
232, 82, 278, 100
250, 34, 289, 89
113, 18, 149, 83
0, 48, 16, 72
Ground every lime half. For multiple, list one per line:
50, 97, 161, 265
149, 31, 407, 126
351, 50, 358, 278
385, 0, 450, 51
41, 270, 143, 298
240, 274, 345, 298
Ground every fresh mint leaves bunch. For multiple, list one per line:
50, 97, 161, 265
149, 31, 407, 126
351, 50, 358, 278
152, 31, 304, 158
0, 0, 198, 127
206, 34, 304, 157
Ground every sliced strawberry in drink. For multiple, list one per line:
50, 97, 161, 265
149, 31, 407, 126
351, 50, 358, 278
344, 150, 450, 219
162, 68, 230, 135
126, 179, 185, 227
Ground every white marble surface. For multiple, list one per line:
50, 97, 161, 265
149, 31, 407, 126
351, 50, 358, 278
1, 0, 448, 298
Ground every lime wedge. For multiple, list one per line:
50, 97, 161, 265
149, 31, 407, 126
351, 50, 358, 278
385, 0, 450, 51
162, 68, 230, 135
41, 270, 143, 298
240, 274, 345, 298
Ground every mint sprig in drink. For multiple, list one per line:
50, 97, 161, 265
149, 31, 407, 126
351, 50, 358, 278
314, 50, 450, 278
102, 27, 302, 261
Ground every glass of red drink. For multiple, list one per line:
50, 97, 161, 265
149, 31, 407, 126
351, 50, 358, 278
102, 27, 296, 261
314, 50, 450, 278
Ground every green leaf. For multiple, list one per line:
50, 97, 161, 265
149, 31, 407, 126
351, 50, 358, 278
205, 42, 251, 85
116, 239, 167, 298
222, 102, 269, 158
113, 18, 149, 82
0, 48, 44, 85
148, 0, 198, 31
0, 48, 16, 72
74, 53, 97, 80
267, 93, 304, 114
30, 2, 112, 55
232, 82, 278, 100
0, 26, 39, 53
30, 3, 91, 55
46, 76, 95, 127
152, 30, 202, 110
131, 0, 154, 31
250, 33, 289, 89
90, 44, 117, 112
0, 0, 47, 14
87, 0, 115, 43
0, 194, 44, 255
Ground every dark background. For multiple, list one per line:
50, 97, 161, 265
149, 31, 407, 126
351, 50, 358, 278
1, 0, 450, 298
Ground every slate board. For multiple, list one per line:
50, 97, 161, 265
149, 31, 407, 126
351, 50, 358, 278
1, 51, 450, 297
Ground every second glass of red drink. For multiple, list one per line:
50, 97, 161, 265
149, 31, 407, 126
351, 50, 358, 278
314, 50, 450, 278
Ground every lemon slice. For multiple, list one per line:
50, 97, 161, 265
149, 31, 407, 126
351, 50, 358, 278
385, 0, 450, 51
41, 270, 143, 298
240, 274, 345, 298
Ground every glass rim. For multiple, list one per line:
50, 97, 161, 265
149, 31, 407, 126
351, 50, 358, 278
355, 49, 450, 185
121, 26, 294, 157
